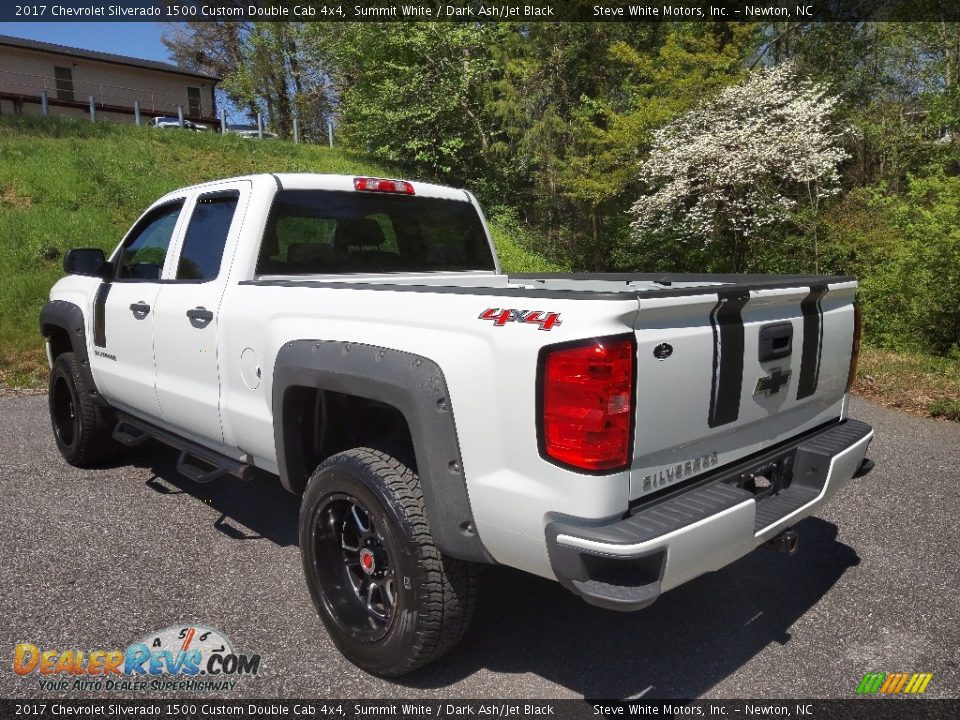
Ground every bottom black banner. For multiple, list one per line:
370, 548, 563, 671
1, 699, 956, 720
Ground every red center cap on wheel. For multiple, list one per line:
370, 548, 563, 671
359, 548, 376, 575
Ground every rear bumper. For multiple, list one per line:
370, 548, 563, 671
545, 419, 874, 611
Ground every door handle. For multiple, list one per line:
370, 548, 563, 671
129, 302, 150, 317
186, 306, 214, 325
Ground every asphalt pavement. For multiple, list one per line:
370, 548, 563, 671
1, 395, 957, 700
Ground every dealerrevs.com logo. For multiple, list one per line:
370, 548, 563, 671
14, 624, 261, 692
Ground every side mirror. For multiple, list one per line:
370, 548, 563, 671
63, 248, 107, 277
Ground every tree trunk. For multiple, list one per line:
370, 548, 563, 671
732, 230, 745, 273
807, 180, 820, 274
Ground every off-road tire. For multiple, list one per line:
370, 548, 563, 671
48, 352, 119, 466
299, 447, 480, 676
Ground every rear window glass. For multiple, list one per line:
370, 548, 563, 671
256, 190, 495, 275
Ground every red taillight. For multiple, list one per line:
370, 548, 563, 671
846, 302, 862, 392
353, 177, 415, 195
540, 336, 636, 472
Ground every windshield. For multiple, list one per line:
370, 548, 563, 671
256, 189, 496, 275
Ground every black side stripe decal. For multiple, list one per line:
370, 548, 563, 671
796, 284, 828, 400
708, 290, 750, 428
93, 283, 111, 348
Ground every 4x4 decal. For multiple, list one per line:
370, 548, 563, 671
479, 308, 562, 331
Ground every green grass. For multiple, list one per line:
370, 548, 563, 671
487, 209, 568, 274
0, 116, 560, 388
929, 398, 960, 422
855, 344, 960, 421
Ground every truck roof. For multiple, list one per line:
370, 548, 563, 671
168, 173, 473, 202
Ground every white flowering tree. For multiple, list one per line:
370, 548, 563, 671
629, 62, 849, 272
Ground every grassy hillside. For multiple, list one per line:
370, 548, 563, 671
0, 117, 561, 387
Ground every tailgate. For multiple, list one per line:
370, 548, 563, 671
630, 281, 857, 500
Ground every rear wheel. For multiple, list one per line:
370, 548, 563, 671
300, 448, 479, 676
48, 352, 119, 466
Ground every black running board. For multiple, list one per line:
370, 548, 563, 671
176, 450, 229, 484
114, 413, 254, 484
113, 421, 149, 447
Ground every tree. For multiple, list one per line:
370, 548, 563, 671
488, 22, 754, 268
858, 173, 960, 354
161, 22, 334, 139
629, 62, 849, 272
304, 23, 500, 183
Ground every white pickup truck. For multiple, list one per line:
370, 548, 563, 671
41, 174, 874, 676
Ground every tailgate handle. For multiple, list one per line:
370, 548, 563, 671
759, 322, 793, 362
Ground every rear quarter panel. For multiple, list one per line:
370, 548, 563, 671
217, 282, 640, 577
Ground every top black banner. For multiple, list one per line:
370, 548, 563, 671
2, 700, 959, 720
5, 0, 960, 23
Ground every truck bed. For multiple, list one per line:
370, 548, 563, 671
246, 270, 854, 299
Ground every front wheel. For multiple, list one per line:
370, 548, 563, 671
299, 448, 479, 676
48, 352, 119, 467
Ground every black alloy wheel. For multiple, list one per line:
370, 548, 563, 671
313, 493, 398, 641
299, 447, 480, 676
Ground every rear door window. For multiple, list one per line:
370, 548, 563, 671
176, 192, 240, 281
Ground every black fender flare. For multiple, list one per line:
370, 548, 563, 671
273, 339, 493, 564
39, 300, 105, 405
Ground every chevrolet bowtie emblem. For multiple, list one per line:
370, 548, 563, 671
755, 367, 791, 396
